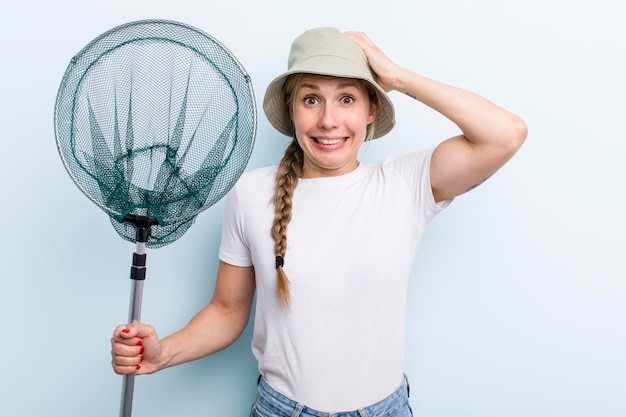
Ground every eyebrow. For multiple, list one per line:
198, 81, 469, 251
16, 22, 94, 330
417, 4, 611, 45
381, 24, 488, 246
300, 80, 362, 91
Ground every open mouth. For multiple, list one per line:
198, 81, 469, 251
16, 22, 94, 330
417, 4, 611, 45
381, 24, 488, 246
314, 137, 347, 145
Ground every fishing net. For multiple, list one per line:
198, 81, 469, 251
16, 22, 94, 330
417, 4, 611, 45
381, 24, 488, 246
54, 19, 256, 248
53, 19, 256, 417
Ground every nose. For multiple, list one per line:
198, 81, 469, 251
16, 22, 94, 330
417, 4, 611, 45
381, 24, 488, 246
318, 103, 338, 129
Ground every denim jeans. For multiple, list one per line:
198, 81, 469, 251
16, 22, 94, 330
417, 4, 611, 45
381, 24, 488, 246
250, 375, 413, 417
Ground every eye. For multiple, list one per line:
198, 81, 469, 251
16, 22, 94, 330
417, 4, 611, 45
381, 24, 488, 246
341, 96, 355, 105
303, 96, 318, 105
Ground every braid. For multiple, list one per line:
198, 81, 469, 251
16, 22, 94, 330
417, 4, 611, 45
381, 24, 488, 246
272, 138, 303, 307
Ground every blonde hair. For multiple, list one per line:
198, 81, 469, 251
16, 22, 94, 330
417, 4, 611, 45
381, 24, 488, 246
271, 74, 378, 307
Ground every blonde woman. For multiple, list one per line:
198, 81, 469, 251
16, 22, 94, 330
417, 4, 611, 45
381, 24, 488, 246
112, 27, 526, 416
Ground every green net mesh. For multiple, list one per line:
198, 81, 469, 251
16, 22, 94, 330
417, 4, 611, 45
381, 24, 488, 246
54, 20, 256, 247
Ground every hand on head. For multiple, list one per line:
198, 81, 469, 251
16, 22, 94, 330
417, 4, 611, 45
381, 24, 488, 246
343, 31, 404, 93
111, 322, 161, 375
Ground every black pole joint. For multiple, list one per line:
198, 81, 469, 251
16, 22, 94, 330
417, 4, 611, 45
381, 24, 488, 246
122, 214, 159, 243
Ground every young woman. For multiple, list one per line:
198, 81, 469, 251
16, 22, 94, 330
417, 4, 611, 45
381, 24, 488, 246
111, 27, 527, 416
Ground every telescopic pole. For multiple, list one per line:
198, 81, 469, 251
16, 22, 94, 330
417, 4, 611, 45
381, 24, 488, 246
120, 215, 158, 417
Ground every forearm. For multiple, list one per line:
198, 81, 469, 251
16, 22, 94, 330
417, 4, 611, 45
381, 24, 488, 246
394, 68, 526, 149
157, 302, 250, 370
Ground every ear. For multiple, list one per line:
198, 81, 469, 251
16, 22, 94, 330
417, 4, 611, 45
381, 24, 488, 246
367, 101, 377, 124
287, 103, 296, 135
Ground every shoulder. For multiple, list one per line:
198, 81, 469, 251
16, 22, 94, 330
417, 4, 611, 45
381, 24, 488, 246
372, 149, 448, 210
228, 165, 277, 205
379, 149, 434, 171
364, 148, 434, 182
235, 165, 277, 190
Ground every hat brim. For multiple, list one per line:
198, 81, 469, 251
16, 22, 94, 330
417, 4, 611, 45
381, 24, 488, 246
263, 68, 395, 140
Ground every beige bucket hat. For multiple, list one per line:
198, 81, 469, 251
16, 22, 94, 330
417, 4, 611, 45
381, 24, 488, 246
263, 27, 395, 140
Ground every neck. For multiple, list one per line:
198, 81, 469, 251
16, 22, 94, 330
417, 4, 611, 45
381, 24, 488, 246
301, 160, 360, 179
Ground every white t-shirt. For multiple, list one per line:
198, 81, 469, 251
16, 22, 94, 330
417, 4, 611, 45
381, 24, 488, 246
219, 149, 449, 412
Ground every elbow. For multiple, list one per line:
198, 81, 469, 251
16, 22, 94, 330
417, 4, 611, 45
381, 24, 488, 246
511, 116, 528, 149
501, 115, 527, 157
513, 117, 528, 149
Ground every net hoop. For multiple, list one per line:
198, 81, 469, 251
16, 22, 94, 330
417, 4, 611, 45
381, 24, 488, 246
54, 19, 256, 247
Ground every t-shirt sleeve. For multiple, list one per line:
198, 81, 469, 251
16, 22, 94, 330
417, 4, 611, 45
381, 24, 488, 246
218, 185, 253, 267
385, 148, 452, 224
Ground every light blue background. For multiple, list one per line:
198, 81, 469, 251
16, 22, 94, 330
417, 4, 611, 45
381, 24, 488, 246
1, 1, 624, 416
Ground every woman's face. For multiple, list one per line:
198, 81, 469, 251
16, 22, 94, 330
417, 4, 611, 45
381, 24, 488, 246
290, 75, 377, 178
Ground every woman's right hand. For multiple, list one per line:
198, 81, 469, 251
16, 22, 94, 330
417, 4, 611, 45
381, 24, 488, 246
111, 322, 162, 375
110, 262, 256, 375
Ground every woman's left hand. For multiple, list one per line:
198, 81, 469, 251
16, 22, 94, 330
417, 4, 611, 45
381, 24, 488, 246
344, 31, 404, 92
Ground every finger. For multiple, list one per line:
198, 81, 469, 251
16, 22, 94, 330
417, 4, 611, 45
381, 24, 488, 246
113, 324, 136, 340
344, 31, 375, 50
111, 346, 145, 375
127, 321, 158, 340
112, 331, 142, 349
112, 352, 144, 367
113, 322, 155, 345
111, 338, 145, 357
112, 361, 144, 375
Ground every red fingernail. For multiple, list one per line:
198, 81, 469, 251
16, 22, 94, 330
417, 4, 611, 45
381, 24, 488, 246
121, 329, 130, 334
139, 347, 144, 354
136, 340, 143, 346
140, 355, 144, 362
136, 365, 141, 370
